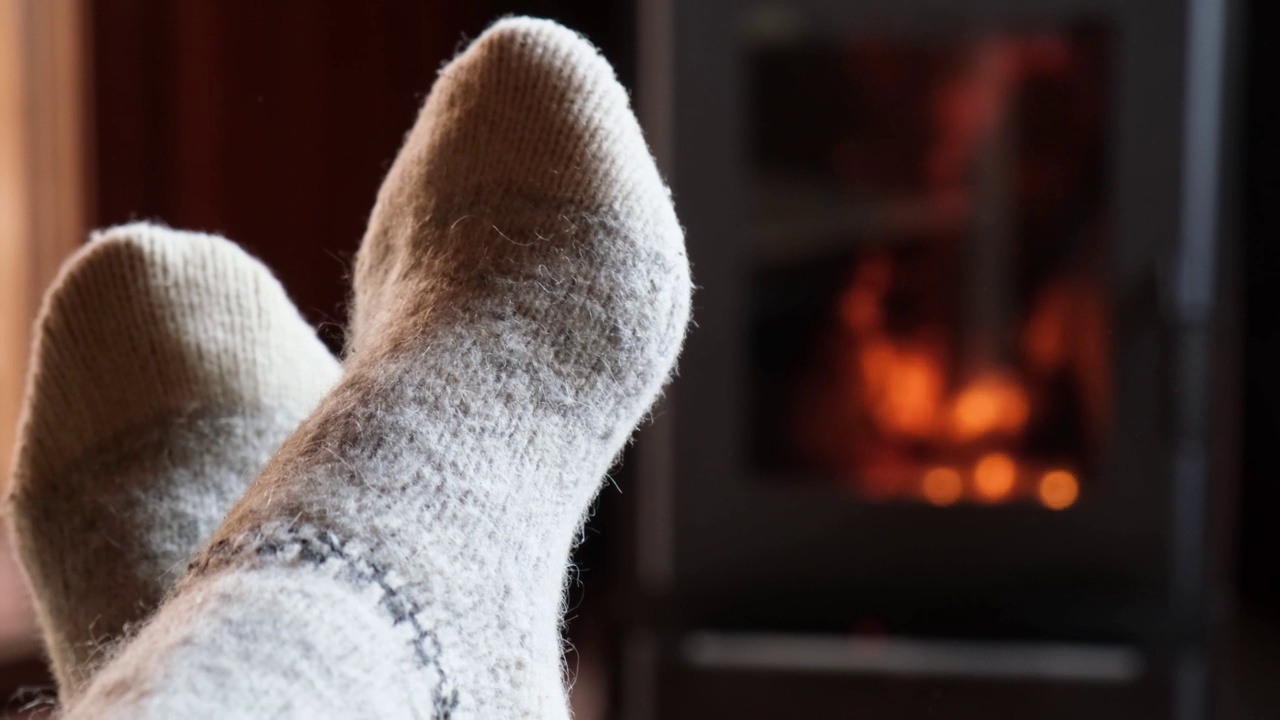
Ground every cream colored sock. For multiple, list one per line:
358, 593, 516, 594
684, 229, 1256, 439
67, 17, 691, 719
5, 223, 340, 697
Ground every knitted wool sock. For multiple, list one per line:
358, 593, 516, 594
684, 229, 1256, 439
5, 224, 340, 698
68, 17, 690, 719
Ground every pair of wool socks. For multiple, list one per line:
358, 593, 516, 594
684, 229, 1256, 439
6, 17, 690, 718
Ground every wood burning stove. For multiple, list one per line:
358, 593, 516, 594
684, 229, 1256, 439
623, 0, 1239, 718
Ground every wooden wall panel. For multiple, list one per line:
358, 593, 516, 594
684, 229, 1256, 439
89, 0, 632, 347
1, 0, 91, 679
91, 0, 464, 345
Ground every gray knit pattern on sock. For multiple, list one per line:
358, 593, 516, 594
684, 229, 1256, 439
68, 17, 691, 719
4, 223, 340, 696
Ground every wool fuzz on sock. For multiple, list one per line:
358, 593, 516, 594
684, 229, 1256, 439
66, 17, 691, 719
5, 224, 340, 697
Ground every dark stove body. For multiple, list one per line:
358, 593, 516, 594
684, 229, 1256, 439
623, 0, 1239, 718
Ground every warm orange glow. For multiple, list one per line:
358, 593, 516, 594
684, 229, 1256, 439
840, 258, 893, 335
973, 453, 1017, 500
840, 285, 882, 334
948, 373, 1030, 441
1038, 470, 1079, 510
840, 257, 949, 441
841, 259, 1035, 448
921, 467, 963, 506
859, 340, 945, 439
1023, 283, 1073, 372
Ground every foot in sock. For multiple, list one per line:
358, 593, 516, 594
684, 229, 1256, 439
69, 17, 691, 719
5, 224, 340, 697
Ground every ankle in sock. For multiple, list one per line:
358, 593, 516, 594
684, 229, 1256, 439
70, 18, 691, 719
5, 223, 340, 696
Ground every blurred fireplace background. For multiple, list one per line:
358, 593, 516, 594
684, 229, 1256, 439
747, 26, 1110, 509
630, 1, 1268, 718
2, 1, 1279, 719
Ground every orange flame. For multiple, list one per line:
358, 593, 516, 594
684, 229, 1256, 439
859, 340, 946, 438
948, 372, 1030, 441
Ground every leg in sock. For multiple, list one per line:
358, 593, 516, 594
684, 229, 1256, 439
69, 17, 691, 719
5, 224, 339, 696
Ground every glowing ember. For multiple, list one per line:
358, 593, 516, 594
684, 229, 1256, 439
974, 453, 1017, 501
921, 467, 964, 506
1038, 470, 1080, 510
